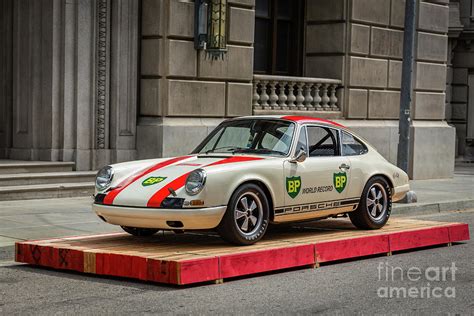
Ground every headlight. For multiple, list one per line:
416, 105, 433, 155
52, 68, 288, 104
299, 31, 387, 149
185, 169, 206, 195
96, 166, 114, 191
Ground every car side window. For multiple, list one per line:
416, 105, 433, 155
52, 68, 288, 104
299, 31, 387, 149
307, 126, 339, 157
341, 131, 368, 156
296, 126, 308, 154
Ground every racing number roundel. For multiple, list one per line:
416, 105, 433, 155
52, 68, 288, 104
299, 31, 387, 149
286, 176, 301, 199
333, 172, 347, 193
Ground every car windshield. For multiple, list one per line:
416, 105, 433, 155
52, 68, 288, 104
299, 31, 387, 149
192, 119, 295, 157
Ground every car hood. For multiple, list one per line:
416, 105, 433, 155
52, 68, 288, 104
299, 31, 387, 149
100, 155, 267, 208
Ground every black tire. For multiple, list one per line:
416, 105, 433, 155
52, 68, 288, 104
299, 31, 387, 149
218, 183, 270, 245
349, 176, 392, 229
121, 226, 159, 237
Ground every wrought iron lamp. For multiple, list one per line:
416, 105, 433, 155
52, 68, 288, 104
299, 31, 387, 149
194, 0, 227, 60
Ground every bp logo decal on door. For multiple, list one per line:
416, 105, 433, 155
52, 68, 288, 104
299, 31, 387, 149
333, 172, 347, 193
286, 176, 301, 198
142, 176, 167, 187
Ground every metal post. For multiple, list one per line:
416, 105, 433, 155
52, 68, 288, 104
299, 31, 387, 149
397, 0, 417, 174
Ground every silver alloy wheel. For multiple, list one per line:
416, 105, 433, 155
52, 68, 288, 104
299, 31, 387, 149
366, 183, 387, 221
234, 192, 263, 236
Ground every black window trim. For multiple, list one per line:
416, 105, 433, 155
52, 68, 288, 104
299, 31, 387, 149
341, 130, 369, 157
302, 123, 342, 158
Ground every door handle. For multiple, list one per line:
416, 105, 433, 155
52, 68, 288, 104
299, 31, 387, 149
339, 163, 350, 170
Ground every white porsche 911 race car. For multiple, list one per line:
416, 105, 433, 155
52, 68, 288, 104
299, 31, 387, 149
93, 116, 409, 245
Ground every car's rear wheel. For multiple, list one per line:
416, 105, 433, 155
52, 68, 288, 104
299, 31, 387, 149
218, 183, 270, 245
121, 226, 159, 237
349, 176, 392, 229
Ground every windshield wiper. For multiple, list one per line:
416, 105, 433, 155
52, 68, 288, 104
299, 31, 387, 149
234, 148, 287, 156
205, 146, 247, 154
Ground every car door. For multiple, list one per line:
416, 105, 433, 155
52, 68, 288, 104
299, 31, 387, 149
340, 130, 370, 200
283, 125, 353, 215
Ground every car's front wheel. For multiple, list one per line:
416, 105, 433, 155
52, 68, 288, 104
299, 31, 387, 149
218, 183, 270, 245
121, 226, 159, 237
349, 176, 392, 229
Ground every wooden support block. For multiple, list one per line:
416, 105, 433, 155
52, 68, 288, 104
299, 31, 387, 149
219, 244, 315, 279
214, 279, 224, 285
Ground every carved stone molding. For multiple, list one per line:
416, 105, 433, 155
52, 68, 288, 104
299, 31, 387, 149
96, 0, 110, 150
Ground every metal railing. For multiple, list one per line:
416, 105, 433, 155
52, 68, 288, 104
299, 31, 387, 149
252, 75, 342, 112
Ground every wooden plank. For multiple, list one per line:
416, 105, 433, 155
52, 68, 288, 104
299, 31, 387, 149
95, 252, 148, 280
219, 244, 315, 279
316, 234, 390, 263
448, 223, 470, 242
389, 226, 450, 252
177, 257, 220, 285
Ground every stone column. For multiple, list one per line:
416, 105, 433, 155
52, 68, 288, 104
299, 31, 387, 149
108, 0, 139, 164
75, 0, 96, 170
0, 0, 13, 159
10, 0, 64, 162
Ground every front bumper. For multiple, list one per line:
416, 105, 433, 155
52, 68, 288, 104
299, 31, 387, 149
93, 203, 227, 230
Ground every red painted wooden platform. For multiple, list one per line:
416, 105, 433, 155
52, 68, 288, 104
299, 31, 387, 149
15, 218, 469, 285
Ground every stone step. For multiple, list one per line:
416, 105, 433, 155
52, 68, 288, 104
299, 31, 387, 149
0, 161, 75, 174
0, 183, 95, 201
0, 171, 97, 186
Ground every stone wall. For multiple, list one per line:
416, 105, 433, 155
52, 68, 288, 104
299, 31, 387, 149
137, 0, 256, 158
0, 0, 139, 170
305, 0, 454, 179
447, 0, 474, 159
305, 0, 448, 120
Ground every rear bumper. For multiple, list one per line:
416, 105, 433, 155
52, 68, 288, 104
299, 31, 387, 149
93, 203, 227, 230
392, 184, 410, 202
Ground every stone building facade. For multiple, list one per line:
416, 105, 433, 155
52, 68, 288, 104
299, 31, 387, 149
0, 0, 467, 179
447, 0, 474, 160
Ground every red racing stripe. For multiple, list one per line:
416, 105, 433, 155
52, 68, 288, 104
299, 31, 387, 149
281, 116, 344, 127
103, 156, 191, 205
146, 156, 264, 208
206, 156, 263, 167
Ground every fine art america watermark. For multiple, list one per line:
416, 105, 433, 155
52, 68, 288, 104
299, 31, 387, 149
377, 262, 458, 299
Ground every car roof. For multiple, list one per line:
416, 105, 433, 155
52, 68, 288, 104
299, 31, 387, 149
229, 115, 345, 128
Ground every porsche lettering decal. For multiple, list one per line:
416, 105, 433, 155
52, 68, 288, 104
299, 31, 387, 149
286, 176, 301, 199
334, 172, 347, 193
142, 176, 167, 187
274, 198, 360, 215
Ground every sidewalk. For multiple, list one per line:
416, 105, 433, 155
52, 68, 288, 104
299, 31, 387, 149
0, 164, 473, 259
394, 163, 474, 214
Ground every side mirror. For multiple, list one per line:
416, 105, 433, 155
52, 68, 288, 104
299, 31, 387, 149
290, 149, 307, 163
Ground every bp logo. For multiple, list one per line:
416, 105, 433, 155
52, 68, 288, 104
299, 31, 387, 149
142, 176, 167, 187
286, 176, 301, 199
333, 172, 347, 193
